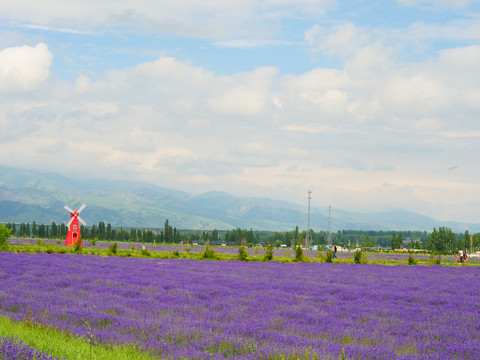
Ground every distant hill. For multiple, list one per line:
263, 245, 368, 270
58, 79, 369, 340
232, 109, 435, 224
0, 164, 478, 232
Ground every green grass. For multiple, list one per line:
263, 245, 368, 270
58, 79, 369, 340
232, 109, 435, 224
0, 315, 154, 360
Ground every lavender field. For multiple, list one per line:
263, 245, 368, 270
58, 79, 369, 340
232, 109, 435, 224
1, 252, 479, 359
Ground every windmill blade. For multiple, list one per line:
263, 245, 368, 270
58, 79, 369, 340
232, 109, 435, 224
78, 216, 86, 226
67, 217, 74, 227
78, 204, 86, 214
64, 205, 74, 213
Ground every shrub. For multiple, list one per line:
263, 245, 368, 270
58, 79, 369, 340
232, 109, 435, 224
141, 246, 150, 256
408, 253, 417, 265
325, 250, 333, 263
354, 250, 364, 264
73, 239, 82, 253
295, 245, 304, 262
202, 246, 216, 260
0, 224, 11, 251
429, 254, 441, 265
317, 252, 325, 262
263, 243, 274, 262
172, 249, 180, 257
238, 246, 249, 261
108, 242, 118, 255
91, 237, 98, 246
185, 245, 191, 253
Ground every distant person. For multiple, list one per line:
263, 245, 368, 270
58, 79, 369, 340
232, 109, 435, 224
332, 243, 337, 259
458, 248, 464, 263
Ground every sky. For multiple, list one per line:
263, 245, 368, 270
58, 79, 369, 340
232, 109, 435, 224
0, 0, 480, 223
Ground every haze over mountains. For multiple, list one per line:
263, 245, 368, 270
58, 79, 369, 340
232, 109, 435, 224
0, 165, 478, 233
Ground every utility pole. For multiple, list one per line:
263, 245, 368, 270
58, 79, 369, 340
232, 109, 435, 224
306, 190, 312, 249
327, 205, 332, 245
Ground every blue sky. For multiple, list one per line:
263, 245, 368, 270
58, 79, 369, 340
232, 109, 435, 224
1, 0, 480, 224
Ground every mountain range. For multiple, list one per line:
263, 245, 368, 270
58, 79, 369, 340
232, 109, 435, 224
0, 164, 478, 233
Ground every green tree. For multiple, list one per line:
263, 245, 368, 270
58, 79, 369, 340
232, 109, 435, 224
391, 232, 403, 250
293, 226, 299, 247
106, 223, 112, 240
60, 223, 67, 238
0, 223, 11, 251
164, 219, 172, 243
211, 229, 219, 242
463, 230, 470, 253
38, 224, 46, 238
363, 235, 374, 247
285, 232, 293, 247
31, 221, 37, 237
51, 221, 58, 238
428, 227, 456, 253
295, 245, 304, 262
98, 222, 106, 240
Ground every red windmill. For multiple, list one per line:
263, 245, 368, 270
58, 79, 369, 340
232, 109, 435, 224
64, 204, 86, 246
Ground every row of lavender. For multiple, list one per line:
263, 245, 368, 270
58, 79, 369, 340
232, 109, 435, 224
1, 252, 479, 359
8, 237, 459, 262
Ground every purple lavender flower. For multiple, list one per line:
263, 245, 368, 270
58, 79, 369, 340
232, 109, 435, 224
0, 336, 60, 360
0, 252, 479, 359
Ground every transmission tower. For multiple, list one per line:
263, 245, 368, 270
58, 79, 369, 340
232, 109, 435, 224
327, 205, 332, 245
306, 190, 312, 249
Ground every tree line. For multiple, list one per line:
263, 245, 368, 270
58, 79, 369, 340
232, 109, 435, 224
4, 220, 480, 254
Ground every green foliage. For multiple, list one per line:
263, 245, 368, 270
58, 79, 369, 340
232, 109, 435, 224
391, 233, 404, 250
427, 227, 456, 254
354, 250, 364, 264
263, 243, 274, 262
295, 245, 304, 262
316, 252, 326, 262
429, 254, 442, 265
202, 246, 217, 260
325, 250, 333, 263
141, 246, 151, 256
0, 224, 11, 251
73, 239, 82, 253
90, 236, 98, 246
408, 253, 417, 265
237, 246, 249, 261
171, 249, 180, 257
108, 242, 118, 255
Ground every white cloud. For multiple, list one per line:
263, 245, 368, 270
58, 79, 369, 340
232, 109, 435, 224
208, 67, 278, 116
2, 36, 480, 221
305, 23, 370, 58
397, 0, 473, 8
0, 43, 52, 92
0, 0, 335, 39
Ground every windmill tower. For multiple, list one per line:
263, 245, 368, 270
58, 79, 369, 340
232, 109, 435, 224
64, 204, 86, 246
